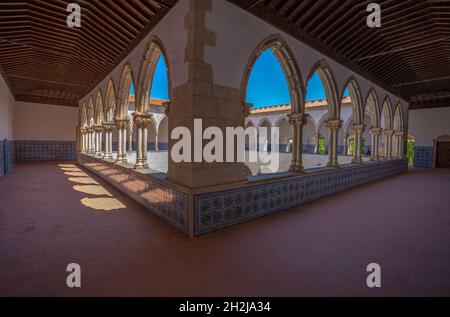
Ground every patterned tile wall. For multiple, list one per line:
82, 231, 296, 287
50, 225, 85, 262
0, 140, 4, 177
194, 160, 408, 235
15, 141, 76, 161
414, 146, 433, 168
79, 154, 189, 234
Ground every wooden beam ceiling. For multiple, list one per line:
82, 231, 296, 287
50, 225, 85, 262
0, 0, 176, 107
229, 0, 450, 109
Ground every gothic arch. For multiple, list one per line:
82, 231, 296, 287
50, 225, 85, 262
393, 103, 404, 132
341, 76, 363, 125
381, 96, 394, 130
364, 88, 380, 128
80, 101, 88, 128
257, 117, 272, 128
306, 60, 339, 119
242, 34, 304, 114
104, 79, 116, 122
94, 89, 104, 125
115, 63, 135, 120
136, 37, 171, 113
87, 97, 95, 125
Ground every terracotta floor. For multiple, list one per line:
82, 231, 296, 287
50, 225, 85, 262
0, 162, 449, 296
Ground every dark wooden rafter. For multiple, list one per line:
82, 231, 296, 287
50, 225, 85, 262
229, 0, 450, 109
0, 0, 176, 107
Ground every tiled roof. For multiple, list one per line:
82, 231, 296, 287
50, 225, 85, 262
128, 95, 168, 107
250, 96, 352, 114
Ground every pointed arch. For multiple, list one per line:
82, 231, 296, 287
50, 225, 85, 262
242, 34, 304, 113
115, 63, 135, 120
364, 88, 380, 128
80, 101, 88, 128
274, 115, 289, 127
381, 96, 394, 130
306, 60, 339, 118
86, 96, 94, 127
341, 76, 363, 125
393, 103, 404, 132
94, 89, 104, 125
104, 79, 116, 122
257, 117, 272, 128
136, 36, 171, 113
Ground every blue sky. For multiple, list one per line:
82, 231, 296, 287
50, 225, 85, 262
245, 49, 348, 108
129, 56, 169, 100
132, 50, 347, 107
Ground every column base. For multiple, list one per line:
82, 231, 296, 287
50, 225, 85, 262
95, 152, 103, 158
115, 156, 127, 164
134, 160, 149, 169
351, 158, 364, 165
327, 161, 340, 168
103, 153, 113, 160
290, 164, 304, 173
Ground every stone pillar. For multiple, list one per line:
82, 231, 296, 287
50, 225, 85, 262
384, 129, 394, 159
102, 122, 114, 160
115, 119, 128, 163
80, 128, 87, 153
325, 119, 342, 168
128, 122, 133, 153
154, 134, 159, 151
395, 132, 404, 158
94, 125, 103, 157
370, 128, 381, 161
288, 113, 307, 173
87, 127, 94, 155
343, 133, 349, 156
133, 112, 153, 169
167, 0, 246, 188
352, 124, 365, 165
314, 133, 321, 154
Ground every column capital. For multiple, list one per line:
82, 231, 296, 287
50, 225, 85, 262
370, 127, 381, 135
395, 131, 404, 137
288, 112, 308, 127
102, 122, 115, 131
133, 112, 153, 128
93, 125, 104, 132
115, 119, 129, 129
80, 127, 87, 134
383, 129, 395, 136
352, 124, 365, 133
325, 119, 342, 130
86, 126, 94, 133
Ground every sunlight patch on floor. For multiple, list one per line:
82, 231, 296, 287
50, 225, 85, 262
80, 197, 126, 211
58, 163, 126, 211
73, 185, 113, 196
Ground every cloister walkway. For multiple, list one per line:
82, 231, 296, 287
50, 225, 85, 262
0, 162, 449, 296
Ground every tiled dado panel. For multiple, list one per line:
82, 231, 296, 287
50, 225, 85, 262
194, 160, 408, 235
414, 146, 434, 168
0, 140, 14, 177
15, 141, 76, 161
78, 154, 189, 234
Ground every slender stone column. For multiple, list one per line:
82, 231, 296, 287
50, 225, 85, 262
86, 127, 94, 155
343, 133, 349, 156
352, 124, 365, 164
288, 113, 308, 173
115, 119, 128, 163
325, 119, 342, 168
94, 125, 103, 157
314, 133, 321, 154
128, 121, 133, 152
154, 134, 159, 151
395, 132, 404, 158
369, 128, 381, 161
133, 112, 153, 169
80, 128, 87, 153
102, 122, 115, 160
384, 129, 395, 159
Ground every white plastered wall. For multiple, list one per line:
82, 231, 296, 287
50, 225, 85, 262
408, 107, 450, 146
0, 75, 15, 140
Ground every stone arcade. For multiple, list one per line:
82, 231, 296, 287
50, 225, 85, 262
77, 1, 408, 238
